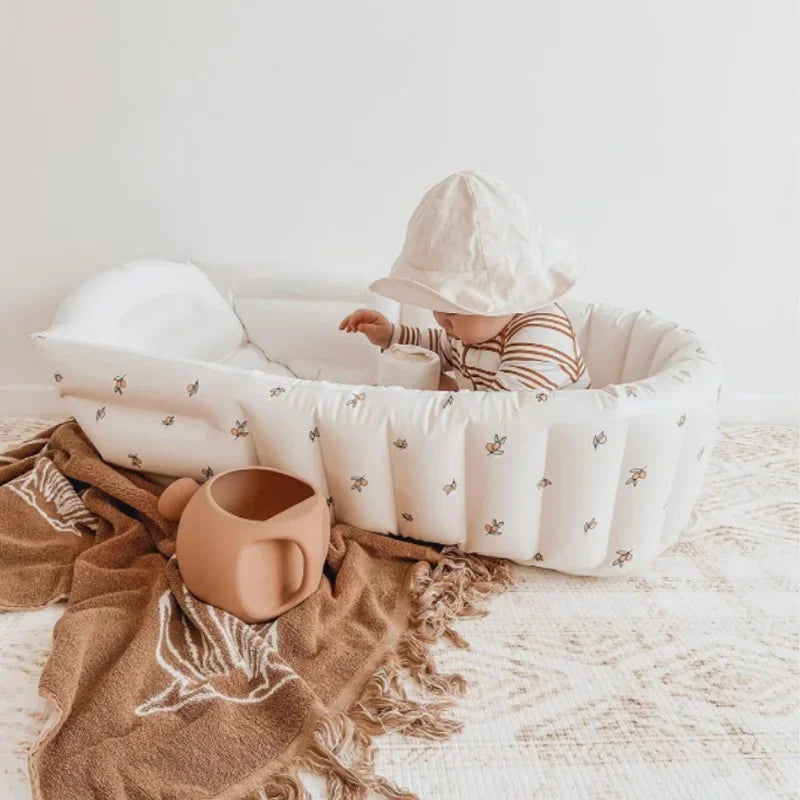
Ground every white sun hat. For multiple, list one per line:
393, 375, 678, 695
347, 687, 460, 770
370, 171, 585, 315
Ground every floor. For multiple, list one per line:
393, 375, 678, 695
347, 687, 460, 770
0, 418, 798, 799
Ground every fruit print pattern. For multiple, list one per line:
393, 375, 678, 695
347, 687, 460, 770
231, 420, 249, 439
350, 475, 368, 492
346, 392, 366, 409
485, 435, 506, 456
96, 406, 106, 422
54, 373, 63, 383
612, 549, 633, 568
484, 519, 504, 536
626, 467, 647, 486
108, 351, 710, 565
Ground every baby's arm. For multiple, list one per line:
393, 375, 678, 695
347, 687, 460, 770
389, 324, 454, 371
490, 310, 585, 392
339, 310, 453, 371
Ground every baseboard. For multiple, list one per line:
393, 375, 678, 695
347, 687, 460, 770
0, 384, 796, 425
0, 385, 66, 417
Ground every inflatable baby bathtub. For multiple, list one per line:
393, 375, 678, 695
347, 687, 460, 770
31, 260, 723, 576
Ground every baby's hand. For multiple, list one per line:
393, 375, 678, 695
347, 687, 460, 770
339, 309, 393, 348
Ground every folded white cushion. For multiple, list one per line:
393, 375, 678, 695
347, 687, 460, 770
46, 259, 247, 363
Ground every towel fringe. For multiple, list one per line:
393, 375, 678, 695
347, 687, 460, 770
259, 548, 513, 800
259, 770, 311, 800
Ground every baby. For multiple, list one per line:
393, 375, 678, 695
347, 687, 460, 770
340, 171, 590, 392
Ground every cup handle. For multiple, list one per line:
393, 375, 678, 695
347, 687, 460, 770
264, 532, 319, 617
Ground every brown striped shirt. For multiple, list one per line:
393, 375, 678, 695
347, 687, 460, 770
390, 303, 590, 392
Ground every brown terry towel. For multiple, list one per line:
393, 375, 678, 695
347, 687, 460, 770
0, 422, 512, 800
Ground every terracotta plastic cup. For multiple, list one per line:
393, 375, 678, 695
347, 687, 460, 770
165, 466, 330, 622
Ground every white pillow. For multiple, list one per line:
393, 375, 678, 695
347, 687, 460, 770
44, 259, 247, 363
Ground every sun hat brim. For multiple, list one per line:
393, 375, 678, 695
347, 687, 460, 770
369, 257, 583, 316
368, 277, 473, 314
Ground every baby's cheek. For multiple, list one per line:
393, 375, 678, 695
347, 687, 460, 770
453, 317, 486, 343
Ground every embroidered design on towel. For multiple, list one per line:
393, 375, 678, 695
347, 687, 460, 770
350, 475, 368, 492
612, 549, 634, 568
533, 552, 543, 562
484, 519, 504, 536
269, 386, 285, 398
441, 394, 454, 409
128, 453, 142, 469
393, 438, 408, 450
162, 415, 175, 427
346, 392, 366, 408
5, 458, 98, 537
200, 466, 214, 481
593, 431, 607, 450
309, 427, 320, 443
135, 586, 298, 716
697, 446, 705, 461
626, 467, 647, 486
401, 513, 414, 522
186, 380, 199, 398
624, 385, 638, 398
677, 413, 687, 427
113, 375, 127, 395
485, 435, 506, 456
537, 477, 552, 489
231, 420, 249, 439
53, 372, 63, 383
535, 392, 549, 402
443, 479, 457, 495
96, 406, 106, 422
584, 517, 597, 533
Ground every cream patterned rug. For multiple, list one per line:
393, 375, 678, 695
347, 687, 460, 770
0, 417, 798, 799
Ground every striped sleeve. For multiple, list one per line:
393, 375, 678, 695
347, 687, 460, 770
491, 307, 587, 392
389, 324, 453, 369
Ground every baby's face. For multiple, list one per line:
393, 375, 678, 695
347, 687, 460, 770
433, 312, 514, 344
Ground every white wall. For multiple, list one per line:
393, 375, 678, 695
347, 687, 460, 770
1, 0, 797, 416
